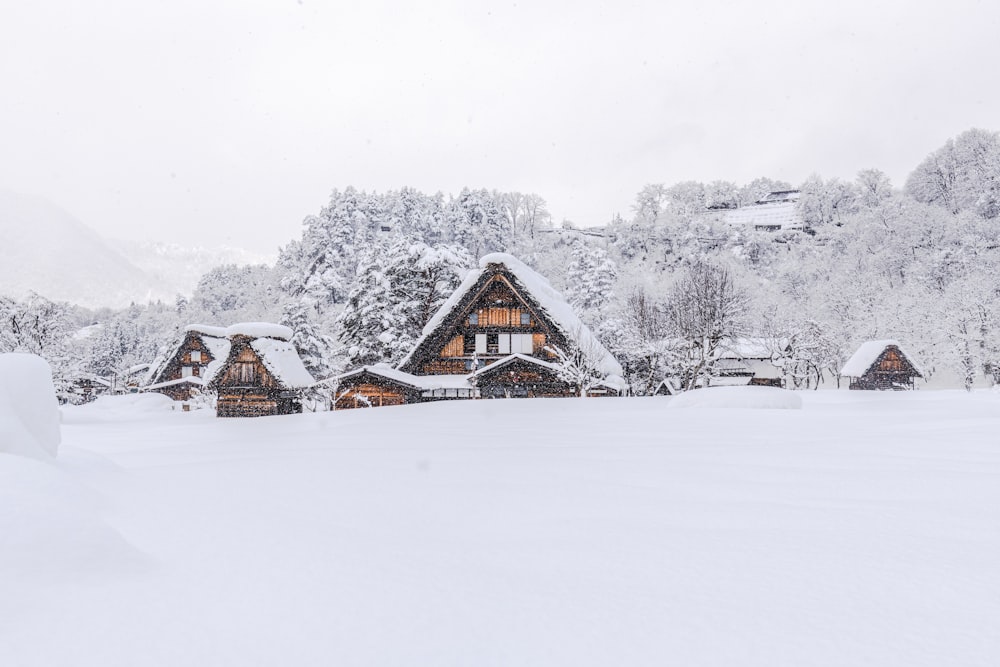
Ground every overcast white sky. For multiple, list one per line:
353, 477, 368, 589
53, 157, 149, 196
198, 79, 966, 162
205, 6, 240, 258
2, 0, 998, 253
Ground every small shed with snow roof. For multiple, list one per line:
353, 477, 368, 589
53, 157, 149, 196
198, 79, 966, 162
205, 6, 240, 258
840, 340, 923, 390
208, 323, 315, 417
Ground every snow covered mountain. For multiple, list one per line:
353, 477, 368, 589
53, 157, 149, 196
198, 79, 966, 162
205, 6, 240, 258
0, 190, 273, 308
111, 240, 275, 301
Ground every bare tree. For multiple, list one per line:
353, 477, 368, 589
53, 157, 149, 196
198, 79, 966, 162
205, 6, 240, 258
545, 326, 619, 398
664, 261, 749, 390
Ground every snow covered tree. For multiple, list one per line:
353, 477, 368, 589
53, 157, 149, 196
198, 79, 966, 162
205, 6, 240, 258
0, 293, 83, 402
545, 327, 616, 398
336, 239, 472, 367
564, 240, 618, 317
906, 128, 1000, 219
664, 261, 749, 390
798, 175, 858, 228
856, 169, 894, 209
280, 301, 340, 380
189, 264, 283, 324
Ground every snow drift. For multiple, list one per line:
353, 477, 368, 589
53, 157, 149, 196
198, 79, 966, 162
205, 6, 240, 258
0, 353, 61, 458
667, 385, 803, 409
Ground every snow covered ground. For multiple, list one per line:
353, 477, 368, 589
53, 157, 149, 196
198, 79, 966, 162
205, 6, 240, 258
3, 390, 999, 666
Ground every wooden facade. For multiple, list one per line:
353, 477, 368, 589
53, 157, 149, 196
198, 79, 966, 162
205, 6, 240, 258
333, 370, 422, 410
399, 270, 565, 377
471, 356, 616, 398
146, 330, 224, 401
212, 335, 303, 417
848, 345, 922, 390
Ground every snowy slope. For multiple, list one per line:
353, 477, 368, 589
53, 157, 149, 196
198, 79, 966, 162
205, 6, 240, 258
0, 189, 158, 307
3, 392, 999, 666
111, 239, 275, 299
0, 189, 274, 307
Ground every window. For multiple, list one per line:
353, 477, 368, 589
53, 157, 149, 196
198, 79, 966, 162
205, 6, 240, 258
469, 312, 478, 325
190, 350, 202, 362
520, 312, 530, 326
511, 333, 534, 354
487, 333, 499, 354
181, 366, 193, 378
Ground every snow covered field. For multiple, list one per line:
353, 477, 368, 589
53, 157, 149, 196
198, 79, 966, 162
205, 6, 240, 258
3, 390, 999, 666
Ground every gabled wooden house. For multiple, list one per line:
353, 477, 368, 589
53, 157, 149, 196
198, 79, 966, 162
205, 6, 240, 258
840, 340, 923, 390
335, 253, 624, 408
207, 323, 315, 417
145, 324, 230, 401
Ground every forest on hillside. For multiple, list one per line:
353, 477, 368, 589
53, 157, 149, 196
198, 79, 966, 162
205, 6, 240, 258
4, 127, 1000, 399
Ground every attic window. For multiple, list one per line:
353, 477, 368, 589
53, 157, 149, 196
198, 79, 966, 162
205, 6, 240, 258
469, 313, 478, 325
190, 350, 202, 362
520, 313, 530, 326
181, 366, 193, 378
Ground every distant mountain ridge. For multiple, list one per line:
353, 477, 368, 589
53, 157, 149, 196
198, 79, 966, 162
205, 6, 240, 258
0, 189, 273, 308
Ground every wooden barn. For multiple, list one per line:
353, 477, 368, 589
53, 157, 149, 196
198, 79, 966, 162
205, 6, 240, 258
331, 366, 475, 409
840, 340, 924, 390
335, 253, 624, 408
145, 324, 230, 401
208, 323, 315, 417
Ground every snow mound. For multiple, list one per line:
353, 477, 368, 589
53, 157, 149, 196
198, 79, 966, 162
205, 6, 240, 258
0, 454, 145, 581
184, 323, 229, 338
668, 386, 803, 409
225, 322, 293, 341
63, 393, 177, 423
0, 353, 61, 459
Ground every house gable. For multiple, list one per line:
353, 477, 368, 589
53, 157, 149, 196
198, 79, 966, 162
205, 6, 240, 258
147, 329, 229, 400
841, 340, 923, 390
397, 262, 568, 375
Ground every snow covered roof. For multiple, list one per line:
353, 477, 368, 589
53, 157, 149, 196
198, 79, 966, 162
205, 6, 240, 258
250, 337, 315, 388
725, 200, 803, 231
469, 353, 563, 377
840, 340, 924, 378
398, 253, 623, 379
226, 322, 293, 341
335, 366, 473, 391
184, 323, 229, 338
145, 377, 205, 390
148, 326, 233, 387
758, 190, 801, 203
716, 338, 788, 360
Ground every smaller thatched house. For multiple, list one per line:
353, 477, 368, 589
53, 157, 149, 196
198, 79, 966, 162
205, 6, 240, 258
841, 340, 923, 390
207, 323, 315, 417
146, 324, 230, 401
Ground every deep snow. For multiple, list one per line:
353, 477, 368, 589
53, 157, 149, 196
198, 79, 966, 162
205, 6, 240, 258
2, 391, 999, 666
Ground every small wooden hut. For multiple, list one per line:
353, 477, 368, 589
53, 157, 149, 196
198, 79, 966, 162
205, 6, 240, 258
145, 324, 230, 401
208, 323, 315, 417
332, 366, 475, 409
840, 340, 923, 390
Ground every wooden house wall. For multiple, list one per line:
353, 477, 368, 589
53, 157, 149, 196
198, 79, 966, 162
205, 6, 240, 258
214, 337, 300, 417
334, 375, 419, 410
216, 345, 278, 389
403, 271, 564, 376
475, 361, 579, 399
156, 383, 198, 402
